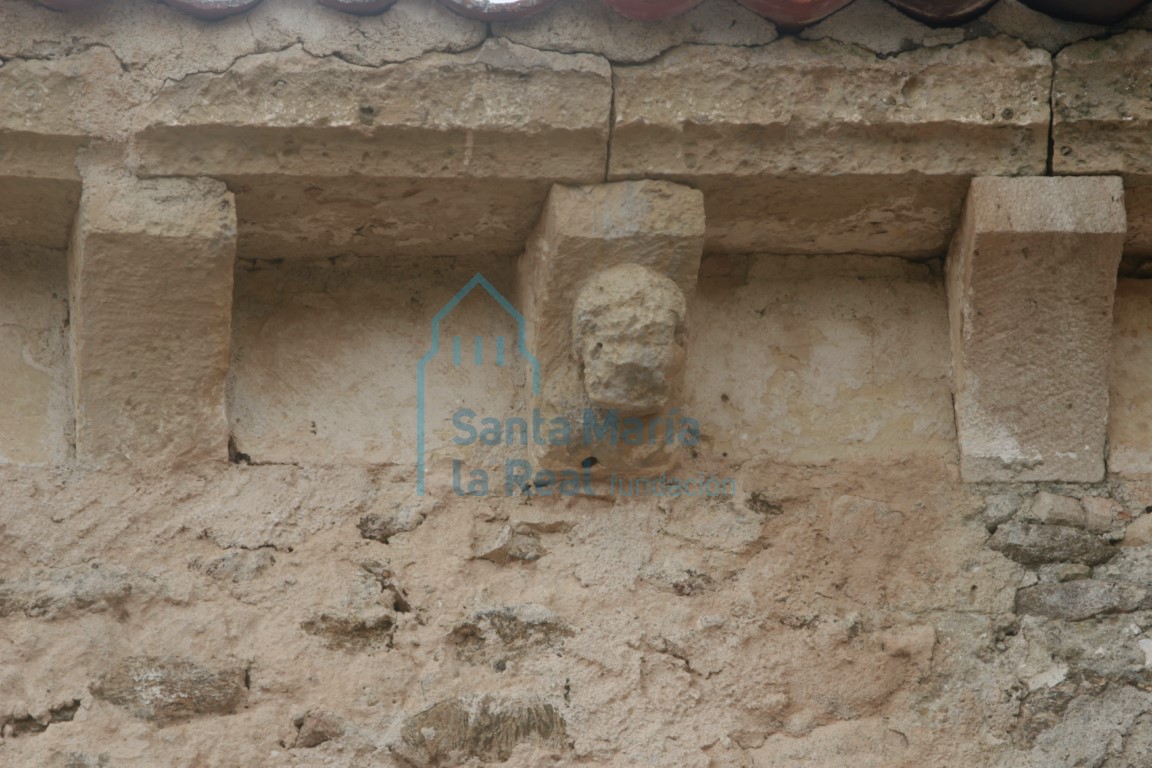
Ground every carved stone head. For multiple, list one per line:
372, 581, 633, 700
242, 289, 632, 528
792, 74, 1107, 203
572, 263, 688, 416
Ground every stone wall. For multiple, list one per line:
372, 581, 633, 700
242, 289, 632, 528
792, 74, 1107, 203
5, 1, 1152, 766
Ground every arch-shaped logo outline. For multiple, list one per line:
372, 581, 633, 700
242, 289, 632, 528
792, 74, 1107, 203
416, 273, 541, 496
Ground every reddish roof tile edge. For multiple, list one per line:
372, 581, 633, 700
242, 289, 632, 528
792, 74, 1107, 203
24, 0, 1152, 28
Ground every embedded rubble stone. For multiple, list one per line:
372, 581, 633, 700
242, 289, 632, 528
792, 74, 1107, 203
450, 604, 574, 664
1094, 546, 1152, 583
1019, 492, 1086, 529
69, 170, 236, 468
988, 523, 1117, 567
1080, 497, 1124, 534
0, 699, 81, 737
394, 695, 567, 766
358, 501, 433, 544
1125, 515, 1152, 547
1015, 581, 1152, 621
0, 566, 158, 620
475, 524, 548, 564
292, 709, 345, 748
1037, 563, 1092, 583
946, 176, 1126, 482
189, 549, 276, 583
611, 37, 1050, 257
300, 611, 395, 651
91, 657, 246, 724
982, 493, 1025, 531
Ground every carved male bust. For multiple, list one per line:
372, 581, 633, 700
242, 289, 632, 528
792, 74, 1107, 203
572, 263, 688, 417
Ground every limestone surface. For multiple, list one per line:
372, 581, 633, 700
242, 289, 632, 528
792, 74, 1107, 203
947, 176, 1126, 482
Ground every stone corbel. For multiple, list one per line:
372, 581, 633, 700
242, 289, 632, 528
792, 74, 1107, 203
517, 180, 705, 478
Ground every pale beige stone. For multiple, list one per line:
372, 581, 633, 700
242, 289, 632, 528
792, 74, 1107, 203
611, 37, 1051, 257
975, 0, 1105, 53
1053, 32, 1152, 179
1021, 492, 1086, 529
1110, 280, 1152, 477
947, 176, 1126, 482
517, 181, 705, 474
800, 0, 964, 55
69, 170, 236, 468
494, 0, 777, 63
228, 256, 529, 471
0, 49, 126, 253
131, 40, 611, 261
686, 255, 956, 465
1053, 32, 1152, 260
1123, 515, 1152, 547
1081, 497, 1123, 534
0, 249, 70, 466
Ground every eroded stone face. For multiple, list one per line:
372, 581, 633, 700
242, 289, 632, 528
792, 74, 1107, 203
573, 264, 687, 416
518, 180, 704, 474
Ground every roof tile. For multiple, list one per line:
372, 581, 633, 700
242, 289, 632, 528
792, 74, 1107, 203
19, 0, 1152, 29
735, 0, 853, 26
1020, 0, 1146, 24
317, 0, 401, 15
604, 0, 704, 20
438, 0, 558, 19
883, 0, 997, 24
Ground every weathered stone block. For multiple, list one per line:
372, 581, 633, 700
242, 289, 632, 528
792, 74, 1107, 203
132, 39, 611, 261
493, 0, 777, 63
69, 170, 236, 467
0, 49, 125, 252
946, 176, 1126, 482
0, 249, 70, 466
1053, 33, 1152, 259
611, 37, 1050, 256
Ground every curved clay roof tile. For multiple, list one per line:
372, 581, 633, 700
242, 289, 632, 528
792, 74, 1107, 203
603, 0, 705, 20
162, 0, 264, 19
437, 0, 559, 20
734, 0, 854, 27
883, 0, 997, 24
1018, 0, 1146, 23
34, 0, 106, 9
317, 0, 400, 14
